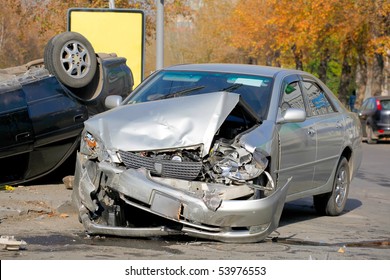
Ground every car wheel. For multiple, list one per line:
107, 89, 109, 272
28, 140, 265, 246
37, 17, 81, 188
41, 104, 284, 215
365, 125, 377, 144
44, 32, 97, 88
314, 157, 350, 216
43, 35, 57, 75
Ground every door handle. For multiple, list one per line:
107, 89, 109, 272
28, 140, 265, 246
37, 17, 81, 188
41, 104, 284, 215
15, 132, 31, 141
74, 114, 86, 122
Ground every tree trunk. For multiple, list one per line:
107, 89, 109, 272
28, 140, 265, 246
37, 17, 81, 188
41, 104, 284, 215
318, 48, 330, 83
371, 53, 384, 96
338, 53, 353, 105
265, 55, 272, 66
291, 44, 303, 70
355, 55, 368, 108
384, 51, 390, 96
248, 56, 257, 65
274, 49, 281, 67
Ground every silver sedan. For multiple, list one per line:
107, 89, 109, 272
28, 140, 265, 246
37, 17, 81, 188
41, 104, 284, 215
72, 64, 363, 243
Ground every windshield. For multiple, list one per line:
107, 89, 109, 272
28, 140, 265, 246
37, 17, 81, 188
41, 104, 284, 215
124, 70, 273, 119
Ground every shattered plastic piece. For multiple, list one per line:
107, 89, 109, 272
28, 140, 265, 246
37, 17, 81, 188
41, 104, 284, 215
337, 246, 346, 253
0, 185, 15, 191
0, 235, 27, 251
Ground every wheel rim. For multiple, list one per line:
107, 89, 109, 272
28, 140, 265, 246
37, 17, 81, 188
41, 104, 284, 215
334, 167, 347, 207
60, 40, 91, 79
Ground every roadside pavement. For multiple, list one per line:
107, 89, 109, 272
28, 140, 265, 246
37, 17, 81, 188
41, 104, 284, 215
0, 183, 75, 220
0, 181, 84, 244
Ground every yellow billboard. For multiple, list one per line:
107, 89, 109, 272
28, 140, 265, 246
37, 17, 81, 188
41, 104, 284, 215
67, 8, 145, 86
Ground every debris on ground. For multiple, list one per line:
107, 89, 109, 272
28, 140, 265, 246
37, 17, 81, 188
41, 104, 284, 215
62, 176, 74, 190
0, 185, 15, 191
337, 246, 346, 253
0, 235, 27, 251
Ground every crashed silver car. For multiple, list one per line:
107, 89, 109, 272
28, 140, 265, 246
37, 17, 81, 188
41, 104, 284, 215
72, 64, 363, 243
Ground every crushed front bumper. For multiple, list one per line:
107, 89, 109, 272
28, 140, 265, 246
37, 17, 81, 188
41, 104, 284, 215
72, 152, 290, 243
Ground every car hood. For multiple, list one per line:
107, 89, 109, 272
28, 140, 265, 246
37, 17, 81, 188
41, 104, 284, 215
84, 92, 241, 157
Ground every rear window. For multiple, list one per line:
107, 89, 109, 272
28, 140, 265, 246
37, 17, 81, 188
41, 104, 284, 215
380, 100, 390, 110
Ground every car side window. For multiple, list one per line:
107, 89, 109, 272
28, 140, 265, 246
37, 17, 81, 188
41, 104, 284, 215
360, 99, 369, 111
367, 99, 375, 110
281, 81, 306, 112
302, 81, 335, 116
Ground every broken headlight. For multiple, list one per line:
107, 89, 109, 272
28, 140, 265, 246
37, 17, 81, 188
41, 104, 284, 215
80, 131, 101, 158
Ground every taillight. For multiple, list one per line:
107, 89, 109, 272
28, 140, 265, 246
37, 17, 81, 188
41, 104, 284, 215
376, 99, 382, 110
378, 129, 384, 134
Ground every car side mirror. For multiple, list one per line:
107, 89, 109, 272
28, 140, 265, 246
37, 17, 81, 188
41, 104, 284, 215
277, 108, 306, 124
105, 95, 123, 109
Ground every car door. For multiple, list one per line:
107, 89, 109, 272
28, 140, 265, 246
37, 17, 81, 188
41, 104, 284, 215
0, 87, 34, 184
22, 76, 88, 180
277, 75, 316, 196
301, 79, 344, 188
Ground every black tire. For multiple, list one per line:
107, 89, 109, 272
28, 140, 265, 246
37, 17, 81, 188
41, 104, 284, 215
43, 35, 57, 75
314, 157, 350, 216
366, 125, 377, 144
44, 32, 97, 88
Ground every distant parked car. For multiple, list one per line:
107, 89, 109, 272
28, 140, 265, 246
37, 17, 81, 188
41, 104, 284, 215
358, 96, 390, 144
0, 32, 133, 185
73, 63, 363, 243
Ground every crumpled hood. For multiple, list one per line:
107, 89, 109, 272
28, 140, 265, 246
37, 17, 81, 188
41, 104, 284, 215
84, 91, 240, 157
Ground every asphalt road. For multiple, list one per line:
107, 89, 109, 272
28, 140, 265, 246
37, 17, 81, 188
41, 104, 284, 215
0, 142, 389, 260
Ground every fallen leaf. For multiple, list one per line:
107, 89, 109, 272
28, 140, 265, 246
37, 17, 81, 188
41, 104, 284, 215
47, 211, 56, 217
337, 247, 346, 253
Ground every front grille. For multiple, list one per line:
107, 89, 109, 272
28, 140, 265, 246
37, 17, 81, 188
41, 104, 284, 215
118, 150, 202, 181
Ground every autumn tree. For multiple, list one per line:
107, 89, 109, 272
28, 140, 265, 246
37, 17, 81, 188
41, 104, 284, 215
164, 0, 237, 65
0, 0, 45, 67
354, 0, 390, 106
323, 0, 390, 105
227, 0, 277, 65
229, 0, 347, 72
227, 0, 389, 104
2, 0, 388, 103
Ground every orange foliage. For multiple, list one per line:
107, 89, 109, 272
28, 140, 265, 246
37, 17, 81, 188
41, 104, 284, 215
1, 0, 388, 76
229, 0, 389, 69
0, 0, 45, 67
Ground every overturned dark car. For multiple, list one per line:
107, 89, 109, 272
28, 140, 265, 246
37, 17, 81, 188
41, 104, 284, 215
0, 32, 133, 185
73, 64, 362, 243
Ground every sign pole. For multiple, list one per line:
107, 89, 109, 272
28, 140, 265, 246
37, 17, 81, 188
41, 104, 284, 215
156, 0, 164, 70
